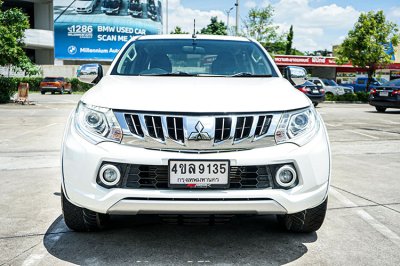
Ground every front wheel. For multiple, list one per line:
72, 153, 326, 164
62, 189, 109, 232
375, 107, 386, 113
278, 197, 328, 233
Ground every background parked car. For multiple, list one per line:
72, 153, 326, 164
369, 78, 400, 112
74, 0, 98, 14
309, 78, 353, 96
101, 0, 121, 15
341, 77, 381, 92
147, 0, 157, 21
128, 0, 143, 17
40, 77, 71, 95
295, 80, 325, 107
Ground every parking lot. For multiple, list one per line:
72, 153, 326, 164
1, 94, 400, 265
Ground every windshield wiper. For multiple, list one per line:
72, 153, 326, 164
140, 71, 196, 76
231, 72, 273, 77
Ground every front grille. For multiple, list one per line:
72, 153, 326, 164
125, 164, 274, 189
115, 111, 280, 151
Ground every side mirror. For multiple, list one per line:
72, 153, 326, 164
284, 66, 307, 86
77, 64, 103, 84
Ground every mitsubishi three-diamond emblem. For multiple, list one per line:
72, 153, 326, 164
188, 121, 212, 141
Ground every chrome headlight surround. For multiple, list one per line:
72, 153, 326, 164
74, 102, 122, 144
275, 106, 320, 146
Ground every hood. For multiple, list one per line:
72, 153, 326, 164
74, 1, 92, 8
81, 76, 311, 113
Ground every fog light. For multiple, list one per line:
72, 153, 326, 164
275, 165, 297, 188
99, 164, 121, 186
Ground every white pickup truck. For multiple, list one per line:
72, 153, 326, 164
61, 35, 331, 233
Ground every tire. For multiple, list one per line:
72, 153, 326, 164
41, 91, 45, 95
51, 91, 55, 95
278, 197, 328, 233
61, 189, 109, 232
313, 102, 319, 107
376, 107, 386, 113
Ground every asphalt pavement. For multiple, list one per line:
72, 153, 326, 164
1, 93, 400, 265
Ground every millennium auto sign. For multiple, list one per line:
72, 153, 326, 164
53, 0, 163, 61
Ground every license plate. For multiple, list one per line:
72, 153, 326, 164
380, 91, 389, 97
168, 160, 230, 189
312, 89, 319, 94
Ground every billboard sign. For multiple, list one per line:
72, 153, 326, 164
54, 0, 163, 61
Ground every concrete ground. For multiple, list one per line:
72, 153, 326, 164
1, 94, 400, 265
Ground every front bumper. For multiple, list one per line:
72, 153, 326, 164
306, 94, 325, 103
102, 7, 119, 14
62, 113, 331, 215
41, 87, 62, 93
369, 97, 400, 109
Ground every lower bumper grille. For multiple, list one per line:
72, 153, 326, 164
97, 163, 295, 190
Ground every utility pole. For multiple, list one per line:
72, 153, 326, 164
226, 7, 234, 35
166, 0, 169, 34
235, 0, 239, 36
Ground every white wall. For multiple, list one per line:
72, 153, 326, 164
40, 65, 111, 78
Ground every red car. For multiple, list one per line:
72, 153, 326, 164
40, 77, 71, 94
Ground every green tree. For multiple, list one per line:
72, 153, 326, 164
336, 11, 399, 91
200, 17, 227, 35
0, 0, 39, 76
285, 25, 293, 55
242, 6, 288, 55
243, 6, 279, 44
170, 26, 189, 34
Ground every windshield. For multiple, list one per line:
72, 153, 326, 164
103, 0, 119, 8
381, 79, 400, 87
43, 78, 57, 82
113, 39, 278, 77
322, 79, 337, 86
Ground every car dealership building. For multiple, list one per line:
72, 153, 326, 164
275, 54, 400, 83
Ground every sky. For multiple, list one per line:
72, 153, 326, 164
166, 0, 400, 52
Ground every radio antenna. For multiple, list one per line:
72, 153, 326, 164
192, 19, 197, 38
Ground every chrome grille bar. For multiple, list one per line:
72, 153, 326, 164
152, 116, 158, 139
174, 118, 178, 140
131, 115, 140, 136
240, 117, 247, 139
221, 118, 225, 140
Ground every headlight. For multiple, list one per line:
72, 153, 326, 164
275, 106, 320, 146
336, 88, 344, 93
75, 102, 122, 144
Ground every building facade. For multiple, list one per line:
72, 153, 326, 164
3, 0, 54, 65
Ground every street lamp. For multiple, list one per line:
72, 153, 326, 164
226, 6, 234, 35
235, 0, 239, 36
166, 0, 169, 34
